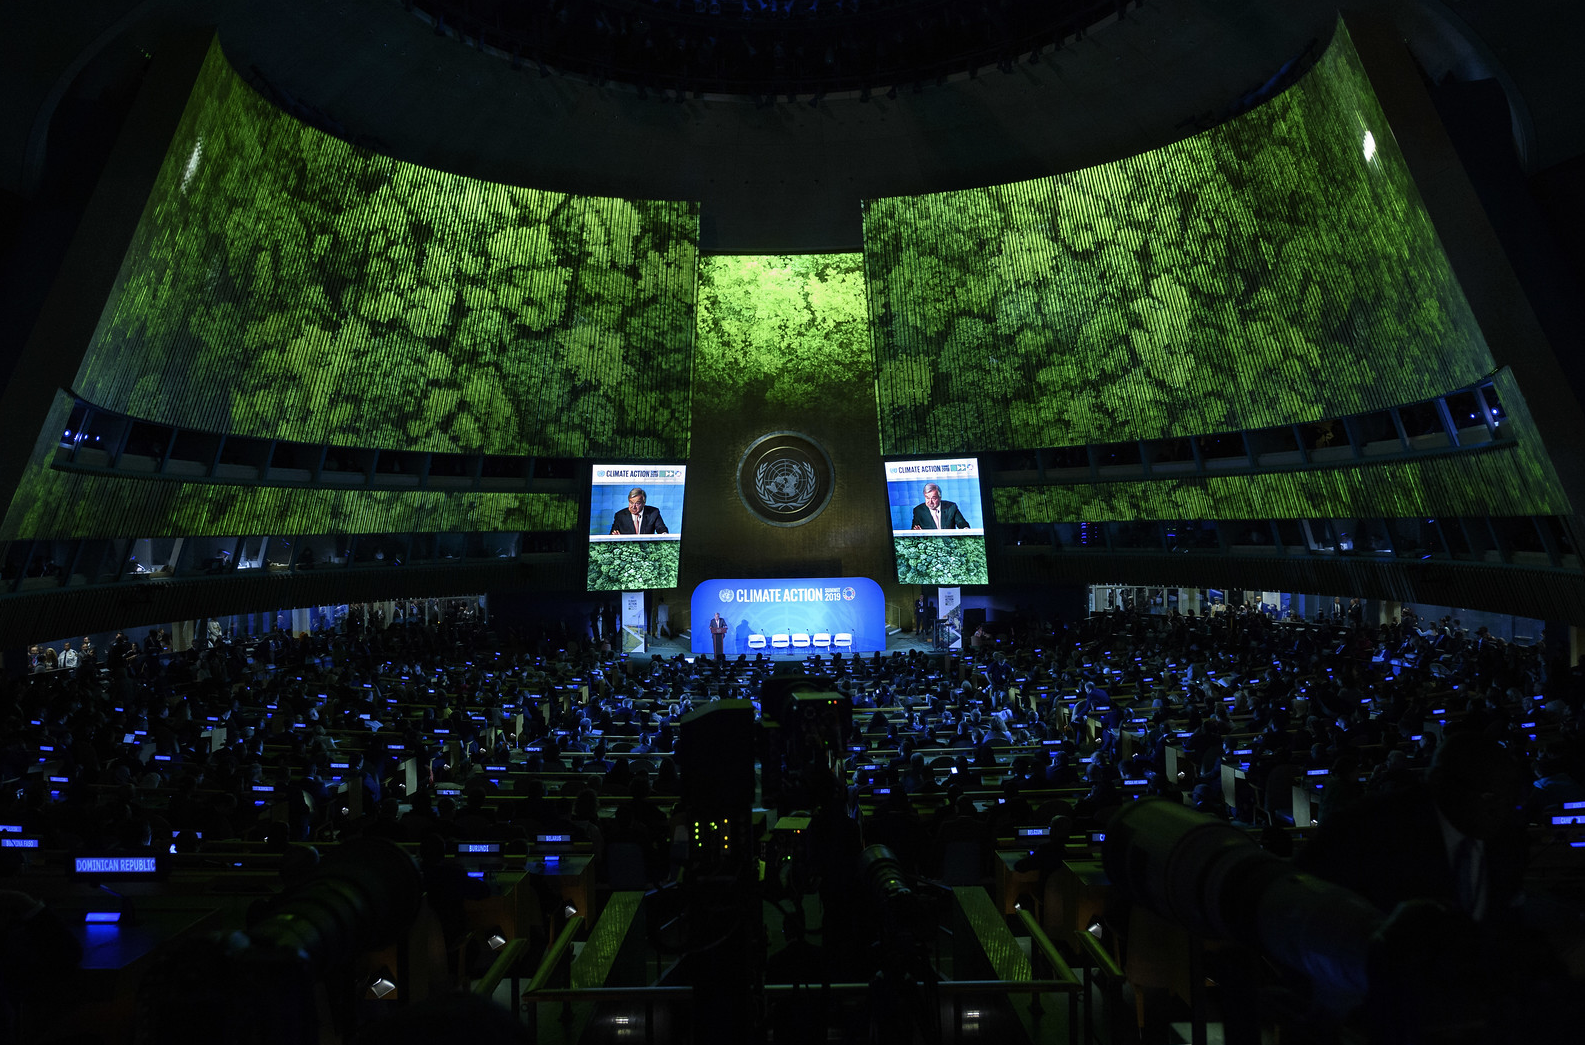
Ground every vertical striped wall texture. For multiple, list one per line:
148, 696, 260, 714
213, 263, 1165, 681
992, 444, 1563, 523
0, 461, 577, 540
991, 370, 1568, 524
681, 254, 897, 593
862, 20, 1494, 455
72, 38, 699, 460
693, 254, 873, 419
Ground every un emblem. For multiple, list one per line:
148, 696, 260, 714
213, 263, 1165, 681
718, 588, 735, 603
755, 458, 816, 511
736, 432, 834, 527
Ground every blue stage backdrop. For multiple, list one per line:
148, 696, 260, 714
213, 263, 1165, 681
690, 577, 886, 654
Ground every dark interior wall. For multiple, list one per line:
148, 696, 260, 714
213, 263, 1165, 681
1430, 77, 1585, 414
0, 31, 213, 512
1530, 155, 1585, 307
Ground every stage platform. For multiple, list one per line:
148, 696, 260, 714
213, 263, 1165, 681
628, 626, 950, 662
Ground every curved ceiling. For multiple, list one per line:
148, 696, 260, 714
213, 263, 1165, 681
7, 0, 1585, 252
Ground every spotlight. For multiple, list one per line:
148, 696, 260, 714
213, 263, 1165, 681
367, 972, 396, 999
486, 933, 507, 951
563, 903, 579, 920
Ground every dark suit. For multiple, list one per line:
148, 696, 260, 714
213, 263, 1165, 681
611, 505, 668, 535
911, 500, 970, 530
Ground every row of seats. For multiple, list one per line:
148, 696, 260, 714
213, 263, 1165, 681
745, 632, 853, 651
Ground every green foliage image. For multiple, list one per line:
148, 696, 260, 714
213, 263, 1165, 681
74, 39, 698, 460
587, 541, 681, 591
893, 535, 989, 585
864, 21, 1493, 455
694, 253, 872, 422
0, 454, 577, 541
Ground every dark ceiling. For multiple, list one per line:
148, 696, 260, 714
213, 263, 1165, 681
4, 0, 1583, 253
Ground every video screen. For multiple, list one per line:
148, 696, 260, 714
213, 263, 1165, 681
885, 458, 989, 585
587, 464, 686, 590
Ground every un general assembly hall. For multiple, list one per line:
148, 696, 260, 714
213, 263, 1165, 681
3, 2, 1585, 1043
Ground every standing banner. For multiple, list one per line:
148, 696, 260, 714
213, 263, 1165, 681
937, 587, 963, 650
622, 592, 648, 654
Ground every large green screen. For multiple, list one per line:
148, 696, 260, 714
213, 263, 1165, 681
686, 254, 894, 587
992, 374, 1567, 523
864, 22, 1493, 455
74, 39, 698, 459
693, 254, 873, 421
1, 464, 576, 541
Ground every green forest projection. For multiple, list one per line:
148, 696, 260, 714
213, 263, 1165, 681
864, 21, 1494, 454
894, 535, 989, 586
993, 443, 1566, 523
587, 541, 682, 591
694, 254, 873, 422
692, 254, 905, 582
0, 461, 575, 540
74, 39, 698, 459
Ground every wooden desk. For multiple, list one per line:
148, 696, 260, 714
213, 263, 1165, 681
995, 850, 1041, 915
525, 854, 596, 924
1050, 859, 1112, 939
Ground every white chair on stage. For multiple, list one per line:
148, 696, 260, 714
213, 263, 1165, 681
812, 633, 832, 650
791, 633, 811, 649
833, 633, 853, 651
771, 634, 791, 652
747, 634, 768, 652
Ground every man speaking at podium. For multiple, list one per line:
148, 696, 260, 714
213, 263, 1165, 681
911, 483, 970, 530
611, 488, 669, 535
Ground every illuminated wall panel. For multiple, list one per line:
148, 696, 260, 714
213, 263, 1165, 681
994, 445, 1563, 523
0, 465, 575, 540
992, 368, 1567, 523
693, 254, 873, 419
864, 22, 1493, 454
74, 39, 698, 459
682, 254, 894, 590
